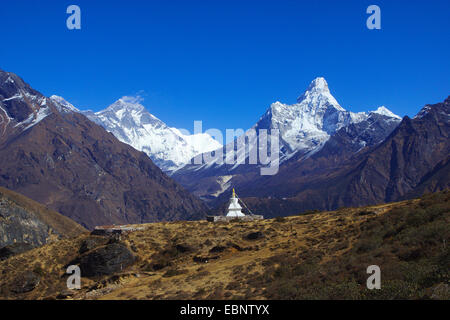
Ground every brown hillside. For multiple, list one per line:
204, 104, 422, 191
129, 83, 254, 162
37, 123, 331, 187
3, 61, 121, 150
0, 190, 448, 300
0, 69, 208, 230
0, 186, 86, 247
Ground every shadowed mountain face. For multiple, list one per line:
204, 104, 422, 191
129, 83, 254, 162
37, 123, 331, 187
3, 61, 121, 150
0, 186, 86, 249
0, 69, 207, 229
236, 97, 450, 218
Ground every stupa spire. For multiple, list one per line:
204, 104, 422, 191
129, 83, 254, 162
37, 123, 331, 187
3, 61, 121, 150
226, 188, 245, 217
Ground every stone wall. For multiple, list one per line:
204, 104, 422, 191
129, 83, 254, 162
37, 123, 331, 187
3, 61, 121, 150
206, 215, 264, 222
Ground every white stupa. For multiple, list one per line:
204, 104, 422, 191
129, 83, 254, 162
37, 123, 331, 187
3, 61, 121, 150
226, 189, 245, 217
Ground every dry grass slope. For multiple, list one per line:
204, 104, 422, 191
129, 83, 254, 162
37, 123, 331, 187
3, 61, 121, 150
0, 190, 448, 300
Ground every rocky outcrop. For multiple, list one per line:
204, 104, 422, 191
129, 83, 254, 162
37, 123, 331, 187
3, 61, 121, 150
78, 236, 109, 254
0, 186, 86, 248
70, 243, 136, 277
11, 271, 40, 294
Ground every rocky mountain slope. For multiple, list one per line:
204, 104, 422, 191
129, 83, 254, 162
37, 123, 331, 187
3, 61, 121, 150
0, 190, 447, 300
0, 186, 86, 253
0, 69, 208, 229
234, 96, 450, 218
73, 96, 221, 172
172, 77, 402, 203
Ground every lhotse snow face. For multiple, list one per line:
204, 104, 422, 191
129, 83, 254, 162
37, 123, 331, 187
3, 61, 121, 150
72, 96, 222, 172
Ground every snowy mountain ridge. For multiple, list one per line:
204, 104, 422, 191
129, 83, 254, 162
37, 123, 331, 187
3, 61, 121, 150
171, 77, 404, 202
49, 95, 79, 113
255, 77, 399, 158
49, 77, 401, 174
187, 77, 402, 172
60, 96, 222, 172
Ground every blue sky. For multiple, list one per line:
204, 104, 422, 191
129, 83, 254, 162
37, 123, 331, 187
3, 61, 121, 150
0, 0, 449, 133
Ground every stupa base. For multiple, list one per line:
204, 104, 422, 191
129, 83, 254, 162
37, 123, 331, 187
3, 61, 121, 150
206, 215, 264, 222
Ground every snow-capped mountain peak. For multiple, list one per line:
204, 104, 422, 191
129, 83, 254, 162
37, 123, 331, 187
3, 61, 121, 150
173, 77, 403, 201
105, 96, 146, 114
371, 106, 401, 119
305, 77, 329, 93
253, 78, 358, 156
63, 95, 223, 172
246, 78, 402, 162
50, 95, 79, 113
296, 77, 345, 112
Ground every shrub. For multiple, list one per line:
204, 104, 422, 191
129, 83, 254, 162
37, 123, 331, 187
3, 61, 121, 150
163, 268, 187, 278
355, 236, 382, 253
358, 210, 376, 216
